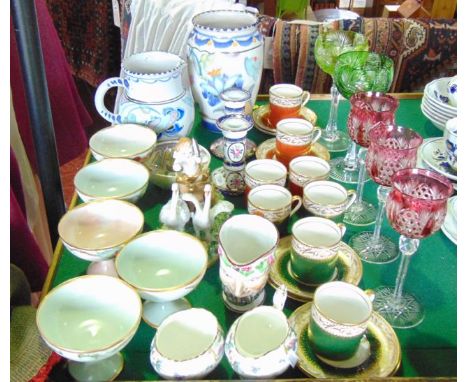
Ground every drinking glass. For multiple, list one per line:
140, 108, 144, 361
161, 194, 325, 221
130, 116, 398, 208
314, 30, 369, 152
349, 123, 423, 263
331, 51, 395, 184
373, 168, 453, 328
342, 92, 399, 226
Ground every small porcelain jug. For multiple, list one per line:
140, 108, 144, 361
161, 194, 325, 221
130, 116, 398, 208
94, 51, 194, 140
218, 214, 279, 312
225, 285, 298, 379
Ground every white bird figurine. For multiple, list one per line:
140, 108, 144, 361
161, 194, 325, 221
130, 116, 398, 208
182, 184, 212, 241
159, 183, 190, 231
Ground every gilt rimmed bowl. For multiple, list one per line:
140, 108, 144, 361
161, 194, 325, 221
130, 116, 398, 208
89, 124, 157, 161
74, 158, 149, 203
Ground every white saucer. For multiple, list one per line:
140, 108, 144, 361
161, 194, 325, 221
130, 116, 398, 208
419, 137, 457, 181
315, 336, 371, 369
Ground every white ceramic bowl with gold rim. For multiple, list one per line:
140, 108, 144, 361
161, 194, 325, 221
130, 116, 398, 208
36, 275, 142, 363
74, 158, 149, 203
115, 230, 208, 327
89, 124, 157, 161
58, 199, 144, 262
150, 308, 224, 379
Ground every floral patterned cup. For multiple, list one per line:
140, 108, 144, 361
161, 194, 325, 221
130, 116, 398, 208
290, 217, 346, 285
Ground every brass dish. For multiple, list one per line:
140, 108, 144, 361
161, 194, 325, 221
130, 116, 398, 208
268, 236, 362, 302
253, 104, 318, 136
256, 138, 330, 162
289, 302, 401, 378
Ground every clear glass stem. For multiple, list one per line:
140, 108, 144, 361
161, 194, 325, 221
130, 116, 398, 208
324, 81, 340, 141
372, 185, 390, 243
393, 236, 420, 301
355, 148, 367, 203
343, 141, 358, 171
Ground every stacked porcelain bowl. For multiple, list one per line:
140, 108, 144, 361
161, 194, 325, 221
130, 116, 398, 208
421, 76, 457, 131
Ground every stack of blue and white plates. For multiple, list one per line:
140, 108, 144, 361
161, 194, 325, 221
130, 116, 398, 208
421, 77, 457, 131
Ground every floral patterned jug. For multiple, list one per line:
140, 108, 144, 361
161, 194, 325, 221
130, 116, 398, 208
187, 10, 263, 132
94, 51, 194, 141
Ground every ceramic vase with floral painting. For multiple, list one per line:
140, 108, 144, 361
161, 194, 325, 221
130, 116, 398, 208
187, 10, 264, 132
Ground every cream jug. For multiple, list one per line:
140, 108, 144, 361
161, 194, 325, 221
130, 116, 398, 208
94, 51, 194, 140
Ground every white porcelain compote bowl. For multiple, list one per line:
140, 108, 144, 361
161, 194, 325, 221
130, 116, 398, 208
115, 230, 208, 327
74, 158, 150, 203
36, 275, 142, 382
58, 199, 145, 276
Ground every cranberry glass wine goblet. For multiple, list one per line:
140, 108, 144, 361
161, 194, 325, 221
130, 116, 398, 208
330, 51, 395, 185
373, 168, 453, 328
348, 123, 423, 263
343, 92, 399, 226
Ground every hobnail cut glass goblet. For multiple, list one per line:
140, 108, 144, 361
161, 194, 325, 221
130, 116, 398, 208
373, 168, 453, 329
342, 92, 399, 226
331, 52, 395, 184
314, 30, 369, 152
349, 123, 423, 263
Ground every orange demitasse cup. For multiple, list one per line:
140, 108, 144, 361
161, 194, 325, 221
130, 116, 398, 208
268, 84, 310, 129
275, 118, 321, 167
288, 156, 331, 196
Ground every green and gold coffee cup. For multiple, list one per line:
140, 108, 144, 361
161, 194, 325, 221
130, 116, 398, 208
290, 217, 345, 285
307, 281, 373, 361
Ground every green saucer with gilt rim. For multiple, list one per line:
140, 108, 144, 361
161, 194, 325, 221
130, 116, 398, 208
289, 302, 401, 378
268, 236, 362, 302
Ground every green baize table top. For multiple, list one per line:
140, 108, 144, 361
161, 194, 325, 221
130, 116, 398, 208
46, 95, 456, 380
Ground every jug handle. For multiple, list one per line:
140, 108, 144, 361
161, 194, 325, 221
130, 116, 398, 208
94, 77, 128, 124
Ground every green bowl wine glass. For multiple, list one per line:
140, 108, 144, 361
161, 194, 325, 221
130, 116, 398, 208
314, 30, 369, 152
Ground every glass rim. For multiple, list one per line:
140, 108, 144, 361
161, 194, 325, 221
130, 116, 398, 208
349, 92, 399, 111
369, 123, 423, 151
391, 168, 454, 201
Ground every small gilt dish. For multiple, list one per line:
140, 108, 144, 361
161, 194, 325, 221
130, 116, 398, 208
289, 302, 401, 378
268, 236, 362, 302
252, 104, 318, 136
256, 137, 330, 161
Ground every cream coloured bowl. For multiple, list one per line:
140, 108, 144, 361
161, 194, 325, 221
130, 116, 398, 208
58, 199, 144, 262
36, 275, 142, 363
150, 308, 224, 379
115, 230, 208, 326
89, 124, 157, 161
74, 158, 149, 203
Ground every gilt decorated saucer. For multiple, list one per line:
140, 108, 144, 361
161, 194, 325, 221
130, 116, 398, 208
256, 138, 330, 162
268, 236, 362, 302
252, 104, 318, 136
289, 302, 401, 378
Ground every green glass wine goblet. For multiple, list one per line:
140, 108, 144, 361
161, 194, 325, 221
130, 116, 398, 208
314, 29, 369, 152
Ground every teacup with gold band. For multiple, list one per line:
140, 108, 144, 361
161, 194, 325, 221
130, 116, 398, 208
308, 281, 373, 361
275, 118, 321, 167
303, 180, 356, 220
247, 185, 302, 225
290, 217, 346, 285
288, 156, 330, 197
268, 84, 310, 129
244, 159, 287, 196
